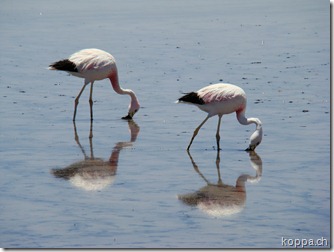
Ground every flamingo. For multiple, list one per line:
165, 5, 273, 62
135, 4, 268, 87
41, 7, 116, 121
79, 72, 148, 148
178, 150, 262, 217
49, 48, 140, 121
177, 83, 263, 151
51, 120, 140, 191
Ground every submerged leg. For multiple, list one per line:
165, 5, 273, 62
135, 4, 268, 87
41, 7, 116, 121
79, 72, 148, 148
215, 115, 223, 150
72, 120, 88, 159
89, 122, 94, 158
186, 149, 210, 185
89, 117, 93, 139
215, 150, 223, 185
73, 80, 89, 121
89, 81, 94, 121
187, 115, 210, 150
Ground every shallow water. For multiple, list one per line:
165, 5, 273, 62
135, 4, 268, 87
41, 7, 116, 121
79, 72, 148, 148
0, 0, 330, 248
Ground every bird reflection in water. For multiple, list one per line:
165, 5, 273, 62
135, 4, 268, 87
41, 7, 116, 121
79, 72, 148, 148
51, 120, 140, 191
178, 151, 262, 217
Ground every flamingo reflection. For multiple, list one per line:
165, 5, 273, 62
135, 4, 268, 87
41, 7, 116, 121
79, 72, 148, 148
178, 151, 262, 217
51, 120, 140, 191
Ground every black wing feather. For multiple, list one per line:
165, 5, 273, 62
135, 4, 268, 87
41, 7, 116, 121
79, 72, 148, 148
49, 59, 78, 72
178, 92, 205, 105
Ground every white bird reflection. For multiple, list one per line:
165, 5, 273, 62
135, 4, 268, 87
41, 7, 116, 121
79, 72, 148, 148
51, 120, 140, 191
178, 151, 262, 217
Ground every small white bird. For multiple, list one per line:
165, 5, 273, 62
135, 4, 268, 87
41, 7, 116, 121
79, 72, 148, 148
177, 83, 263, 151
49, 48, 140, 121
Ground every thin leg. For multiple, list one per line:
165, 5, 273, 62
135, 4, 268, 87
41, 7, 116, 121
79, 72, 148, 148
89, 123, 94, 159
89, 117, 93, 139
73, 80, 89, 121
187, 115, 210, 150
72, 120, 88, 159
216, 115, 223, 150
215, 150, 223, 185
89, 81, 94, 121
186, 150, 210, 185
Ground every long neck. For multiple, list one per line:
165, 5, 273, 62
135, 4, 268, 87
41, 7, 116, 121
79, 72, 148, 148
109, 71, 129, 95
237, 110, 262, 129
109, 71, 138, 102
237, 110, 263, 150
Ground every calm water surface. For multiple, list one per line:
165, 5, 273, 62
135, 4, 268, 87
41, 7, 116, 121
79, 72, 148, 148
0, 0, 330, 248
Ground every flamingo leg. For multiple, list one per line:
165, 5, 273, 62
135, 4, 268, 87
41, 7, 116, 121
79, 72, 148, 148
89, 81, 94, 121
216, 115, 223, 150
89, 121, 94, 158
215, 150, 223, 185
89, 117, 93, 139
186, 150, 211, 185
187, 115, 210, 150
73, 80, 89, 121
72, 120, 88, 160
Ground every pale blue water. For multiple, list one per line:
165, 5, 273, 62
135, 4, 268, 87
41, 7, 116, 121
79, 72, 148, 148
0, 0, 330, 248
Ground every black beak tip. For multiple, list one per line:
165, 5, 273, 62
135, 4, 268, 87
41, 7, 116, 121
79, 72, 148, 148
245, 146, 253, 152
122, 114, 132, 120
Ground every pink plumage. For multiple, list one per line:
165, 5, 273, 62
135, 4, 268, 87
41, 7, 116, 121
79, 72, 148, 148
49, 48, 140, 121
198, 83, 245, 103
178, 83, 262, 151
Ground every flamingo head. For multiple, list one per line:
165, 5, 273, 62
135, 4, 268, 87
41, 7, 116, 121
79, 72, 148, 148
122, 100, 140, 120
245, 122, 263, 151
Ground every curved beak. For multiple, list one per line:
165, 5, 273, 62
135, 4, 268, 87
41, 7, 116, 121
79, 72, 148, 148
122, 114, 133, 120
245, 141, 260, 152
122, 108, 138, 120
245, 145, 255, 152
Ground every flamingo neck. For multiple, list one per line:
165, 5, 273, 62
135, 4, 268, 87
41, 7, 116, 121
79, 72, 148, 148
109, 73, 127, 95
109, 72, 140, 117
109, 74, 138, 101
237, 110, 263, 150
237, 111, 262, 129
